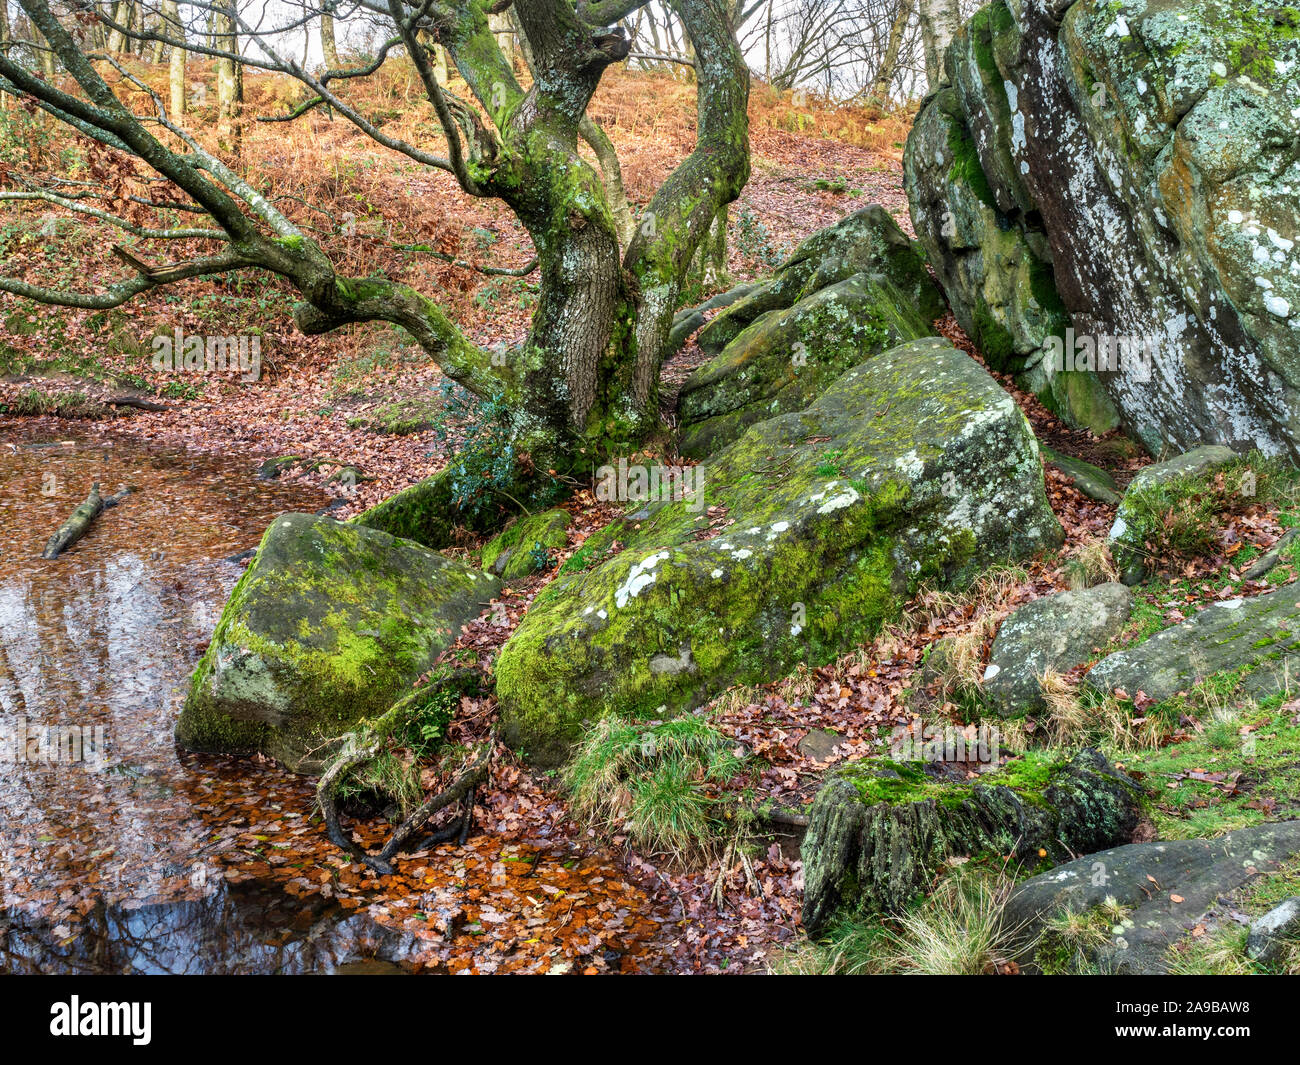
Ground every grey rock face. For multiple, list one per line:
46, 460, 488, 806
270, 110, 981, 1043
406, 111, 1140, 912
984, 582, 1133, 715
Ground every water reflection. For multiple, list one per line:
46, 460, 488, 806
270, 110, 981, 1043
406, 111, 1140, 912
1, 880, 427, 974
0, 426, 332, 973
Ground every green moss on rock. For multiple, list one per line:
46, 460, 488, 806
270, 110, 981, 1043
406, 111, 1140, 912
178, 513, 499, 771
802, 748, 1144, 928
481, 508, 571, 579
495, 338, 1063, 765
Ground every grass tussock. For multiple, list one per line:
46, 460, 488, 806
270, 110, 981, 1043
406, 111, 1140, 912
1064, 536, 1119, 590
563, 715, 746, 864
1038, 668, 1164, 752
774, 870, 1024, 975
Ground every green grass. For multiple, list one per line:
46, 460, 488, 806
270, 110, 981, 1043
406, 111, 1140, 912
774, 869, 1020, 975
1116, 683, 1300, 840
1165, 859, 1300, 975
1120, 452, 1297, 575
562, 714, 747, 863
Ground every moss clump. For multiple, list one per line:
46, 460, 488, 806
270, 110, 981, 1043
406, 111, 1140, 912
481, 508, 571, 579
801, 749, 1144, 928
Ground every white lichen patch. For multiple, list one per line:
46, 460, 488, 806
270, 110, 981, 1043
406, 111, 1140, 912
614, 550, 670, 609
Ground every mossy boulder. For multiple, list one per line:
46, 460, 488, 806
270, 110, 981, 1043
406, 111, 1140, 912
1040, 445, 1121, 505
1109, 444, 1237, 583
983, 582, 1134, 715
677, 272, 937, 458
481, 508, 571, 579
694, 205, 943, 357
1084, 579, 1300, 703
178, 513, 499, 772
1005, 822, 1300, 974
801, 748, 1143, 930
350, 465, 508, 550
904, 0, 1300, 458
495, 338, 1063, 766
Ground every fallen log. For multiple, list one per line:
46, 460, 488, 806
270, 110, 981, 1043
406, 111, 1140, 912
106, 395, 170, 413
40, 482, 133, 559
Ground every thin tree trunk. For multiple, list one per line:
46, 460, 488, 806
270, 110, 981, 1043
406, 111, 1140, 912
164, 0, 185, 118
868, 0, 911, 107
488, 11, 514, 72
0, 2, 9, 108
149, 11, 166, 63
214, 0, 239, 144
320, 10, 339, 69
105, 0, 125, 53
35, 22, 57, 76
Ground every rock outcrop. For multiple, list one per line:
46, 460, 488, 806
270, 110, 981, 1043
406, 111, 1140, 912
1084, 579, 1300, 703
1108, 444, 1237, 583
1005, 822, 1300, 973
676, 207, 945, 457
905, 0, 1300, 458
496, 337, 1063, 765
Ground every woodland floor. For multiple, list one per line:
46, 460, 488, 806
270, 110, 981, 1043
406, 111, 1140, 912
3, 69, 1299, 973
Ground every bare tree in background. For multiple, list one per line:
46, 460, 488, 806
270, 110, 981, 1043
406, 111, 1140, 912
0, 0, 750, 530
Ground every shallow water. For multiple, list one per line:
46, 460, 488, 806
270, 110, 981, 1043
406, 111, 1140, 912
0, 426, 670, 975
0, 425, 360, 973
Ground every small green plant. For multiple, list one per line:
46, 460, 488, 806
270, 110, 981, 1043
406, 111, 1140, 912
560, 539, 617, 573
563, 715, 746, 862
1035, 900, 1127, 974
734, 207, 784, 269
527, 539, 554, 573
435, 382, 524, 520
815, 448, 846, 477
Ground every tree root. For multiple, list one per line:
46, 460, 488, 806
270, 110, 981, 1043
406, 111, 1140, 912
313, 668, 493, 874
710, 831, 764, 913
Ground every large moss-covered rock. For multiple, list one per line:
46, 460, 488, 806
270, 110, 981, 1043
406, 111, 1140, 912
983, 582, 1134, 715
801, 749, 1143, 930
904, 0, 1300, 459
1084, 580, 1300, 703
693, 206, 944, 357
1109, 444, 1237, 583
677, 273, 936, 457
495, 338, 1063, 765
178, 513, 498, 772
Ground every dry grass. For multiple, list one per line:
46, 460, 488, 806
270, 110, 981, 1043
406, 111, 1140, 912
1063, 535, 1119, 590
1038, 668, 1162, 751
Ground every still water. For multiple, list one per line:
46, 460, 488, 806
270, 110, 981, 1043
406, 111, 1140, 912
0, 425, 669, 974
